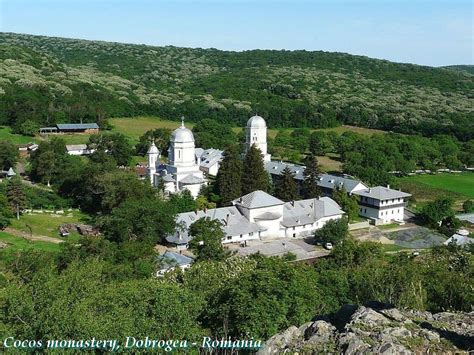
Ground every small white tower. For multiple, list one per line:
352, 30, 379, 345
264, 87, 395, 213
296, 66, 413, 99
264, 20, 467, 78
169, 118, 196, 167
147, 141, 159, 184
245, 115, 271, 161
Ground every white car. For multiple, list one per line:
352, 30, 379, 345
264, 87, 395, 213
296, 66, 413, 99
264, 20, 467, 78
324, 242, 333, 250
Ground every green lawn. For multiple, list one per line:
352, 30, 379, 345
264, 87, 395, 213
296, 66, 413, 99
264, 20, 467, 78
9, 211, 89, 239
0, 231, 61, 252
0, 126, 37, 144
398, 172, 474, 201
380, 244, 412, 252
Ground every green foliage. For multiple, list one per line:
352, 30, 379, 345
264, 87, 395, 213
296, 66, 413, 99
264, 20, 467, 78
313, 218, 349, 245
1, 33, 472, 141
275, 167, 299, 201
189, 217, 231, 261
242, 145, 270, 194
192, 119, 237, 149
169, 190, 198, 213
6, 177, 26, 218
420, 198, 455, 227
2, 259, 205, 340
301, 154, 321, 199
135, 128, 171, 156
463, 200, 474, 213
99, 197, 176, 244
29, 137, 69, 186
215, 145, 243, 205
16, 119, 39, 136
88, 133, 133, 166
332, 186, 360, 222
0, 141, 18, 170
206, 255, 321, 338
0, 193, 13, 229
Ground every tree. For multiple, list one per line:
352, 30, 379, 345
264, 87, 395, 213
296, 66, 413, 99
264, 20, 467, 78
17, 119, 39, 136
0, 141, 18, 170
0, 193, 13, 229
135, 128, 171, 156
313, 218, 348, 245
332, 186, 359, 222
215, 145, 243, 205
308, 131, 334, 155
463, 200, 474, 213
6, 177, 26, 219
242, 145, 269, 194
88, 133, 133, 166
275, 167, 299, 201
169, 189, 197, 213
99, 197, 176, 244
188, 217, 231, 261
29, 138, 68, 186
420, 198, 455, 228
301, 154, 321, 199
192, 119, 237, 150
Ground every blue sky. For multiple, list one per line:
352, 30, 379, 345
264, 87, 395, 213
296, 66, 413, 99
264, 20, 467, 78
0, 0, 472, 66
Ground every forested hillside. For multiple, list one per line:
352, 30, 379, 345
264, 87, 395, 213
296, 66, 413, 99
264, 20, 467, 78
0, 32, 473, 140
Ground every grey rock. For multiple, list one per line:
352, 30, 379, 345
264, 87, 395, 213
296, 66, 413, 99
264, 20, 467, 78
419, 329, 440, 342
380, 308, 412, 323
375, 342, 411, 354
348, 306, 391, 328
304, 320, 336, 342
382, 327, 412, 338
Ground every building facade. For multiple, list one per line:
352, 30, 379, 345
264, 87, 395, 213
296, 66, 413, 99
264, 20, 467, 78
353, 186, 411, 225
166, 190, 344, 249
245, 115, 272, 162
147, 120, 206, 198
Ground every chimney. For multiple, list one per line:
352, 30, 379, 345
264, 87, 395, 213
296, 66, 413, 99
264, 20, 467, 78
226, 214, 230, 225
387, 184, 390, 189
368, 188, 371, 193
291, 200, 294, 207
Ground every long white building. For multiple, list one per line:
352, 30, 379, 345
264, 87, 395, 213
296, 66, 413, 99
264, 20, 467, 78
166, 190, 344, 249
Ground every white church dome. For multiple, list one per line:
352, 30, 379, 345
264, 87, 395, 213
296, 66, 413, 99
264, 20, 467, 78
171, 121, 194, 143
247, 115, 267, 128
147, 141, 159, 154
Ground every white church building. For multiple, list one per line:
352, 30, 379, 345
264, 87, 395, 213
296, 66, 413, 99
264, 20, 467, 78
147, 119, 207, 198
166, 190, 345, 249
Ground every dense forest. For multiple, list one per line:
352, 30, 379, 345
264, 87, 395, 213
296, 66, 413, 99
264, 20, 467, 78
0, 32, 473, 140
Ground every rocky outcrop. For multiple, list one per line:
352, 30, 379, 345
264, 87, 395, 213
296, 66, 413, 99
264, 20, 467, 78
258, 305, 473, 354
59, 223, 100, 237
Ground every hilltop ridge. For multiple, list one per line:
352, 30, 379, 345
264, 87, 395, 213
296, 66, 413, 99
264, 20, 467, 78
0, 32, 472, 140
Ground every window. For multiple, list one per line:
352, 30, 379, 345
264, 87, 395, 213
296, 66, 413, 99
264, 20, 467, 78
227, 236, 232, 240
239, 234, 243, 238
178, 150, 181, 158
249, 232, 253, 236
293, 226, 295, 230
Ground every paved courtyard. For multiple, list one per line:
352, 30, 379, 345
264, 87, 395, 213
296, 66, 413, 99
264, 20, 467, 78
228, 238, 330, 260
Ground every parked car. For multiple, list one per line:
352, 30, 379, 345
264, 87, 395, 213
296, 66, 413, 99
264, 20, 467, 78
324, 242, 333, 250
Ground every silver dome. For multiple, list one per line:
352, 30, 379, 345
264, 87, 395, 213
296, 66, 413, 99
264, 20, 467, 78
171, 122, 194, 143
247, 115, 267, 128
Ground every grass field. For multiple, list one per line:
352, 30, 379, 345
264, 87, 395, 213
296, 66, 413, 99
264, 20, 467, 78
0, 231, 61, 252
9, 211, 88, 239
398, 172, 474, 202
0, 126, 37, 145
109, 117, 385, 142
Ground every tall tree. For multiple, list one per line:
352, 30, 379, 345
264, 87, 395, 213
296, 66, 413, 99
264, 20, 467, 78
242, 145, 269, 194
332, 186, 359, 222
0, 141, 19, 170
301, 154, 321, 199
189, 217, 231, 261
88, 133, 133, 166
275, 167, 299, 201
0, 193, 13, 229
216, 145, 243, 205
6, 177, 26, 219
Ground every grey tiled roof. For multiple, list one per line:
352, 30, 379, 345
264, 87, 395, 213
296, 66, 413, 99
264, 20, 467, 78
281, 197, 344, 227
233, 190, 284, 209
444, 234, 474, 246
265, 161, 305, 180
317, 174, 368, 193
157, 251, 193, 269
56, 123, 99, 130
198, 148, 223, 169
456, 214, 474, 224
66, 144, 88, 151
180, 174, 205, 184
353, 186, 411, 200
168, 206, 267, 244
